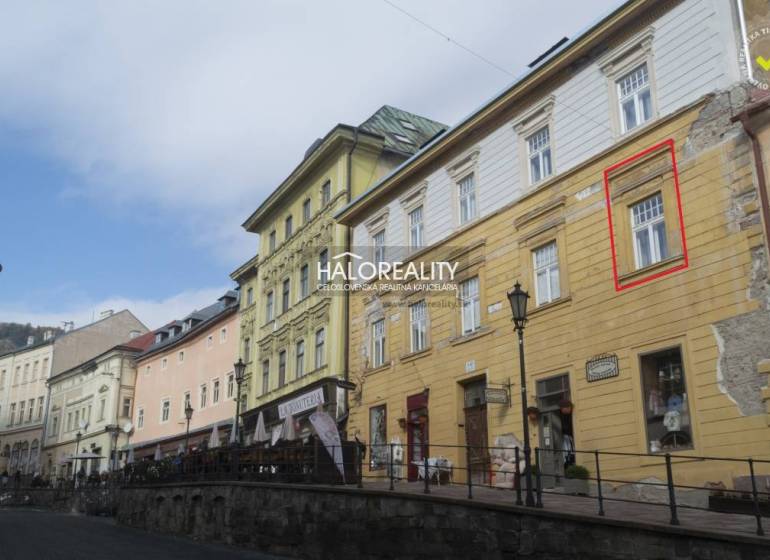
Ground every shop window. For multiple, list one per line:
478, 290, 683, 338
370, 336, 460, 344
369, 405, 387, 470
640, 347, 692, 453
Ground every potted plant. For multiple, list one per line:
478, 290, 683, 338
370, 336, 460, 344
526, 406, 540, 421
559, 398, 574, 415
564, 464, 589, 495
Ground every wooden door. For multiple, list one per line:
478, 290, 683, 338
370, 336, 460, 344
406, 392, 429, 481
464, 405, 489, 483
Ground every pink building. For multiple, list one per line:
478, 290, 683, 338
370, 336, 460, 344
129, 291, 240, 458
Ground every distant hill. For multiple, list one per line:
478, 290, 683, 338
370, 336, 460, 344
0, 323, 64, 354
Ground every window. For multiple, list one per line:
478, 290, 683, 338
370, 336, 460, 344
246, 287, 254, 305
369, 405, 387, 469
321, 180, 331, 206
183, 391, 191, 411
122, 397, 132, 418
200, 384, 207, 408
19, 401, 26, 424
266, 291, 274, 322
145, 365, 151, 376
303, 198, 311, 223
14, 366, 19, 385
98, 398, 106, 421
269, 230, 276, 253
23, 363, 29, 383
640, 347, 692, 452
409, 300, 428, 352
227, 374, 234, 399
161, 399, 170, 423
137, 408, 144, 429
0, 369, 5, 388
282, 278, 291, 313
373, 230, 386, 265
631, 193, 668, 269
178, 351, 185, 363
65, 411, 70, 431
213, 379, 220, 404
618, 64, 652, 133
278, 350, 287, 388
244, 338, 251, 363
207, 335, 213, 348
32, 361, 39, 380
285, 215, 293, 238
9, 403, 16, 426
460, 277, 481, 335
458, 174, 477, 225
300, 264, 309, 299
220, 327, 227, 342
372, 319, 386, 368
296, 340, 305, 378
533, 242, 560, 306
527, 126, 552, 184
409, 206, 424, 249
319, 249, 329, 285
27, 399, 33, 422
315, 328, 326, 368
51, 416, 59, 437
262, 360, 270, 395
42, 358, 49, 377
161, 358, 168, 370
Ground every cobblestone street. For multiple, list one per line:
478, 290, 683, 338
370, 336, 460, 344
0, 508, 289, 560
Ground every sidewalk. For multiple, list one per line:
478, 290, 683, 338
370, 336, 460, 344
360, 480, 770, 541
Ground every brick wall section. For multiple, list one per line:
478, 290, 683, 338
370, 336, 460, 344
116, 482, 769, 559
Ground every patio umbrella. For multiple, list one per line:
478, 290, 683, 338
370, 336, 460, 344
209, 425, 221, 448
254, 411, 269, 443
282, 413, 296, 441
127, 447, 135, 464
153, 444, 162, 461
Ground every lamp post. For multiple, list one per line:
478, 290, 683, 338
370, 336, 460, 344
72, 431, 82, 486
184, 403, 194, 453
507, 281, 534, 507
233, 358, 247, 445
105, 425, 120, 471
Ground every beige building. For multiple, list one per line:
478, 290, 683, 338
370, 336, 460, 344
0, 310, 147, 475
44, 333, 155, 479
236, 106, 446, 441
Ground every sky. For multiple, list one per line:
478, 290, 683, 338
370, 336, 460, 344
0, 0, 619, 330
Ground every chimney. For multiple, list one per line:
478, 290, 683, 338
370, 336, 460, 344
99, 310, 114, 319
26, 336, 34, 346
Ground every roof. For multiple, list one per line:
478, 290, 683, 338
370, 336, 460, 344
137, 290, 240, 360
241, 105, 446, 232
230, 253, 260, 283
335, 0, 640, 224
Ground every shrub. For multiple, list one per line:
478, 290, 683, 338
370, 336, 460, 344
565, 464, 589, 479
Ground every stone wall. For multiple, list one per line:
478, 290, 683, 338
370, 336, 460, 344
117, 482, 768, 559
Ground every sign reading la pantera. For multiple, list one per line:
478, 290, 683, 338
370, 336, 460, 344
586, 354, 619, 382
277, 387, 325, 419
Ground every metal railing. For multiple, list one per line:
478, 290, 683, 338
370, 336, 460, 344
119, 441, 770, 537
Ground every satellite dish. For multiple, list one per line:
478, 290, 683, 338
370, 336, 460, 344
122, 421, 133, 434
79, 420, 89, 431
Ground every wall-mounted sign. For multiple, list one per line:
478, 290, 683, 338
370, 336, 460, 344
586, 353, 619, 382
278, 387, 325, 419
484, 388, 510, 405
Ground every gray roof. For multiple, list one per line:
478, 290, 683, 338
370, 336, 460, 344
139, 291, 239, 358
358, 105, 447, 156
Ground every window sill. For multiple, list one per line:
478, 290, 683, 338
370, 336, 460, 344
528, 296, 572, 317
618, 254, 685, 285
399, 347, 432, 363
449, 327, 494, 346
364, 361, 393, 377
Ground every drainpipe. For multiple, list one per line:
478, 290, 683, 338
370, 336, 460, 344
343, 127, 359, 433
733, 110, 770, 258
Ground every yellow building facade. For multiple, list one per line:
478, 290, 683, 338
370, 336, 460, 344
337, 0, 770, 492
236, 107, 445, 439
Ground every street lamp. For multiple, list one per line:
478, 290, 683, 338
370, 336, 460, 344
72, 431, 82, 486
184, 403, 194, 453
507, 281, 534, 507
105, 425, 120, 471
233, 358, 246, 445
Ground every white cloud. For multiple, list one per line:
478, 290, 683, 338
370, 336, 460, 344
0, 0, 619, 265
0, 286, 232, 331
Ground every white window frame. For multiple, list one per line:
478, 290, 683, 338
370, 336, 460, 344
533, 241, 561, 306
315, 328, 326, 368
296, 340, 305, 378
160, 399, 170, 423
409, 300, 428, 353
526, 126, 552, 185
617, 63, 652, 134
631, 193, 668, 269
373, 229, 386, 265
282, 277, 291, 313
266, 291, 274, 322
178, 350, 184, 363
371, 319, 386, 368
460, 277, 481, 335
137, 407, 144, 430
220, 327, 227, 343
321, 180, 331, 206
408, 205, 424, 250
300, 264, 309, 299
200, 384, 208, 409
161, 358, 168, 370
303, 198, 312, 223
212, 378, 220, 404
458, 174, 477, 225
